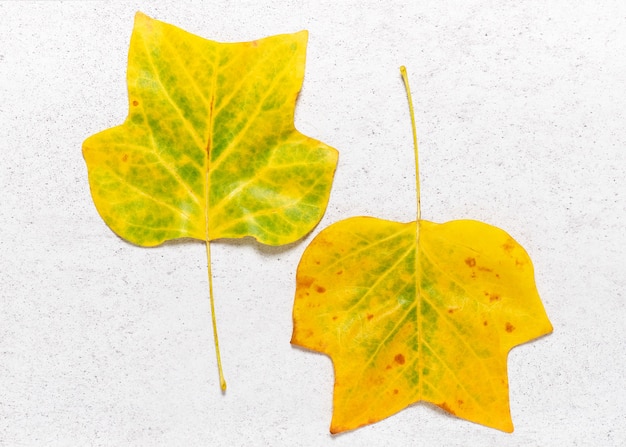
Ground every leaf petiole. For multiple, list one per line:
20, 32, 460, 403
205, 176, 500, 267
400, 66, 421, 222
205, 240, 227, 392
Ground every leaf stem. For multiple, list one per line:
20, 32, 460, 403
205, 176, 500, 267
400, 65, 423, 400
205, 239, 227, 392
400, 66, 420, 221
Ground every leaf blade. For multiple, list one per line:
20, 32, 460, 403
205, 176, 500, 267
83, 13, 337, 247
292, 216, 552, 433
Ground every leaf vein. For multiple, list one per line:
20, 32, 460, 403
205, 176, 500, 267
140, 37, 207, 150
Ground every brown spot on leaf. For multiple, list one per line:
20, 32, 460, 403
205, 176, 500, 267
438, 402, 455, 415
367, 314, 374, 320
315, 260, 321, 265
132, 100, 139, 106
505, 322, 515, 333
457, 399, 464, 405
393, 389, 399, 395
394, 354, 405, 365
316, 286, 326, 293
386, 365, 392, 370
502, 240, 515, 253
336, 270, 343, 275
489, 293, 500, 302
478, 266, 493, 272
483, 320, 488, 326
332, 316, 338, 321
122, 154, 128, 162
297, 275, 315, 288
448, 308, 455, 314
465, 257, 476, 267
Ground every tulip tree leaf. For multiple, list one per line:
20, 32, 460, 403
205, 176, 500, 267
83, 12, 338, 389
84, 12, 337, 247
291, 68, 551, 433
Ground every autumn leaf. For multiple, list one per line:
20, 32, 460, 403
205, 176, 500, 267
83, 12, 338, 390
291, 67, 551, 433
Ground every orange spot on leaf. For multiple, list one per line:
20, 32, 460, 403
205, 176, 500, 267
502, 240, 515, 252
297, 275, 315, 289
438, 402, 455, 415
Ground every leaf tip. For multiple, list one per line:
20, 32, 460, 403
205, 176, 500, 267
329, 424, 343, 435
134, 11, 149, 22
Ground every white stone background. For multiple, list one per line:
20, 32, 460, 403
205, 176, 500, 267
1, 0, 625, 445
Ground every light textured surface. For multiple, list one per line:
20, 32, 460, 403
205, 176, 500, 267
1, 1, 625, 446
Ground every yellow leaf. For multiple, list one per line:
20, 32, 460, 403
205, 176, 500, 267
291, 68, 551, 433
292, 217, 552, 433
83, 12, 338, 247
83, 13, 338, 390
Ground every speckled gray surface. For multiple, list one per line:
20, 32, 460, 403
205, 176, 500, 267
1, 1, 625, 445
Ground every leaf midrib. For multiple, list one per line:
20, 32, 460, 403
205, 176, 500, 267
204, 51, 220, 241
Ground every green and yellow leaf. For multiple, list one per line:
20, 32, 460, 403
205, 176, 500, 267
291, 67, 551, 433
83, 12, 338, 247
292, 217, 552, 433
83, 13, 338, 390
